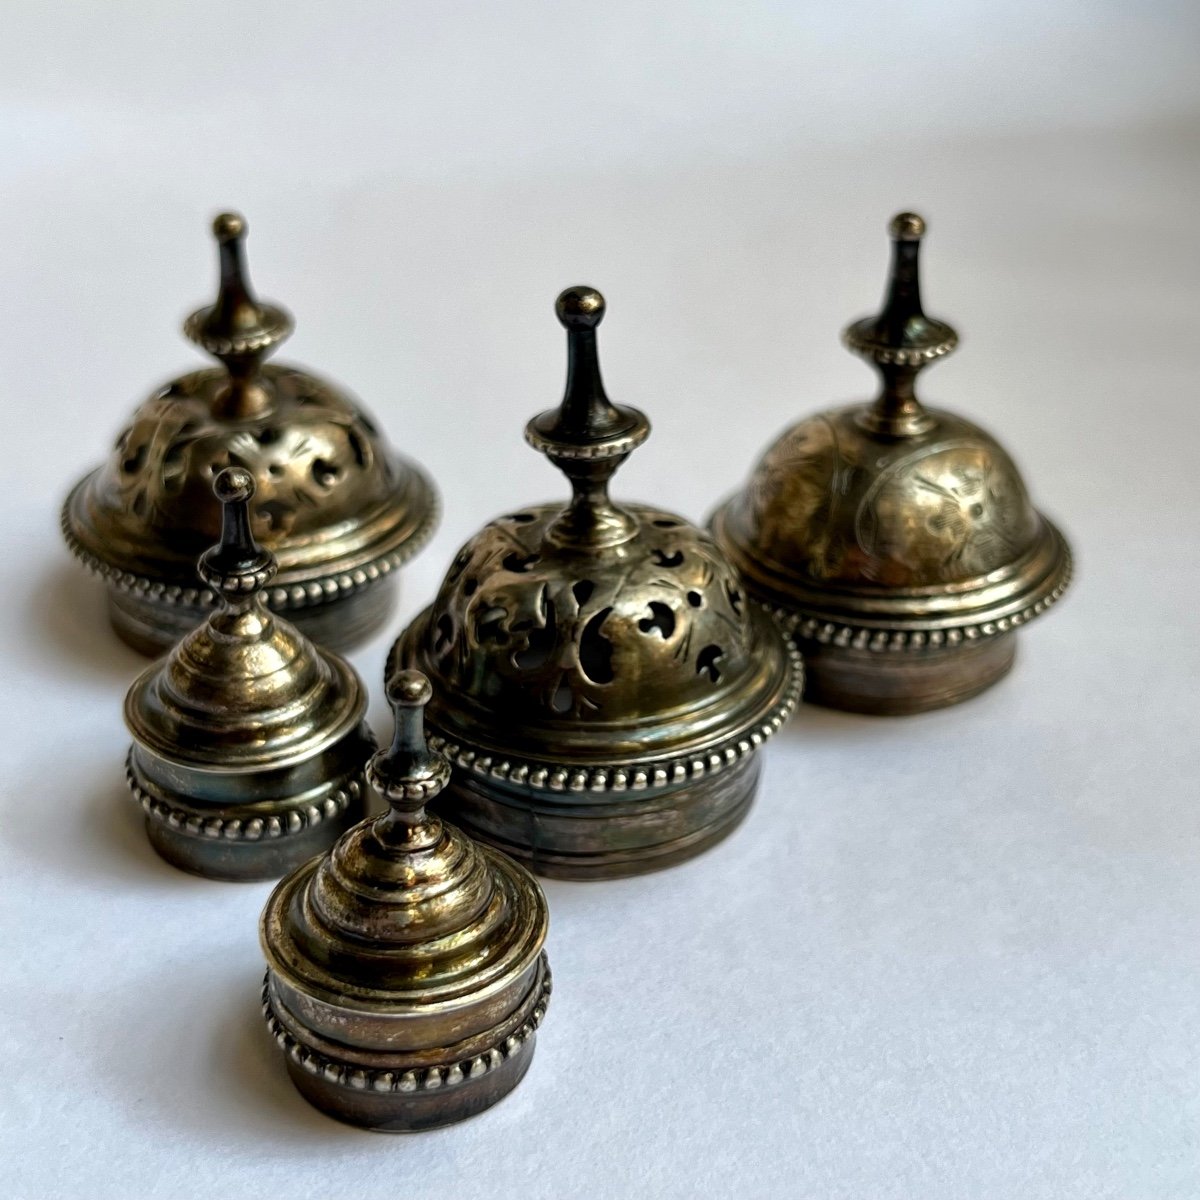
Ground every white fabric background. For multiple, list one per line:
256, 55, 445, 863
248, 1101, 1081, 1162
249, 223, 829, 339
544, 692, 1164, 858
1, 3, 1197, 1197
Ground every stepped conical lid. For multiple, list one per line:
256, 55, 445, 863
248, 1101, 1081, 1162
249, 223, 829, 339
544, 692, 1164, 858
261, 671, 547, 1007
124, 468, 365, 770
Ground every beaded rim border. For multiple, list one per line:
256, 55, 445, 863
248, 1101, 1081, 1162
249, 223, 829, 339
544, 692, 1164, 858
841, 326, 959, 366
261, 961, 551, 1095
423, 638, 802, 797
183, 304, 294, 358
762, 548, 1073, 654
60, 474, 440, 613
126, 752, 367, 842
369, 757, 453, 804
524, 418, 650, 462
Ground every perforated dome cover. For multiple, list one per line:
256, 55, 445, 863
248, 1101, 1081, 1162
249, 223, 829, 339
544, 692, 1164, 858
396, 284, 797, 776
66, 363, 436, 599
402, 502, 792, 764
62, 213, 436, 611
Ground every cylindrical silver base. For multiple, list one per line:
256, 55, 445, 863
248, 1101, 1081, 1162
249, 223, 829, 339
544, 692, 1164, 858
438, 755, 761, 880
799, 632, 1017, 715
264, 957, 551, 1132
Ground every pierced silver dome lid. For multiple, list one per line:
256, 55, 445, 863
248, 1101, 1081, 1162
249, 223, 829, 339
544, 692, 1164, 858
391, 287, 801, 879
62, 212, 439, 655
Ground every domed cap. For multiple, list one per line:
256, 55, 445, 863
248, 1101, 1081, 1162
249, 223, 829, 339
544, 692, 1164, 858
261, 670, 547, 1008
125, 468, 366, 770
62, 211, 438, 636
712, 213, 1072, 648
395, 287, 799, 788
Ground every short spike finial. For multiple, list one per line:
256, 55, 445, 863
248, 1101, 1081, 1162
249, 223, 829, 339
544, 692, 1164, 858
184, 211, 294, 420
368, 669, 451, 823
525, 286, 650, 548
842, 211, 957, 438
197, 467, 276, 601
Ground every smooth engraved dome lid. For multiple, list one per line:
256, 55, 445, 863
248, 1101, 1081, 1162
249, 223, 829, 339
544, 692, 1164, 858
712, 213, 1072, 645
261, 671, 547, 1008
63, 212, 437, 611
396, 287, 799, 774
125, 468, 365, 771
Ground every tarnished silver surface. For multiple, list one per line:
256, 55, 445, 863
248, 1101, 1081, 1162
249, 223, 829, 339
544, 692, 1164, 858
123, 468, 372, 880
712, 213, 1073, 714
260, 671, 550, 1132
62, 212, 438, 654
392, 286, 801, 878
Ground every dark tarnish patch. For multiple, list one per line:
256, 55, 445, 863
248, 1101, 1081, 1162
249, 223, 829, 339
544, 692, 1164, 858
346, 429, 369, 469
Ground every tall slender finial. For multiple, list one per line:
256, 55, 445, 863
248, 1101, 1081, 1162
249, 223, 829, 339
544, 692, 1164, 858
197, 467, 276, 604
368, 670, 452, 825
525, 287, 651, 548
842, 212, 958, 438
184, 212, 294, 420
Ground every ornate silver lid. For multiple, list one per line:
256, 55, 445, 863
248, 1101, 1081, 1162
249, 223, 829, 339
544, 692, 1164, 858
392, 287, 801, 878
711, 213, 1073, 713
63, 212, 438, 654
124, 468, 372, 879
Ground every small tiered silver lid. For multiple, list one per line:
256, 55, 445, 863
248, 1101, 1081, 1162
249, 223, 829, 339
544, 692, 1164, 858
260, 670, 550, 1132
124, 468, 373, 880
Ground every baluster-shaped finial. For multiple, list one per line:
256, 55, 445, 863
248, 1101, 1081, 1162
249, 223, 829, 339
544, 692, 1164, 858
525, 286, 650, 548
197, 467, 276, 603
367, 670, 452, 825
184, 212, 294, 419
843, 212, 958, 437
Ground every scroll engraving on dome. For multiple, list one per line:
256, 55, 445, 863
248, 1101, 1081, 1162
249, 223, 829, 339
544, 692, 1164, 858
103, 366, 386, 547
425, 506, 751, 721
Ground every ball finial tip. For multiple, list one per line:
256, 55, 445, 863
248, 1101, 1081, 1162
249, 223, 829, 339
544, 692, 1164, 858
213, 466, 255, 504
555, 286, 605, 330
889, 212, 926, 241
212, 212, 246, 243
388, 669, 433, 710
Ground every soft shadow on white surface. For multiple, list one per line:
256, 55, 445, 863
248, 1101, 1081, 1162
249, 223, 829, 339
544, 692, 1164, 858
3, 762, 178, 886
27, 560, 146, 684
